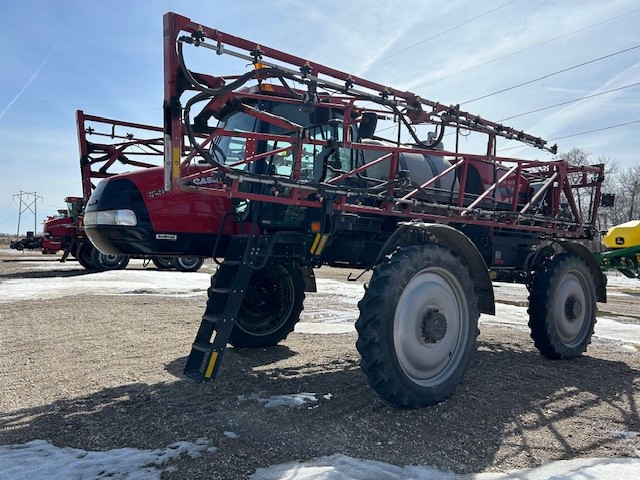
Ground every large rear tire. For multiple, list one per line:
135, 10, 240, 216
528, 253, 596, 359
175, 256, 205, 272
356, 244, 479, 408
215, 264, 305, 348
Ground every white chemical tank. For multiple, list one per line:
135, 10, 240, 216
361, 139, 457, 193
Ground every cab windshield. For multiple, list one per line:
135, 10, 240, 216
210, 101, 357, 181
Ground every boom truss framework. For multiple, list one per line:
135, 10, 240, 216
162, 12, 604, 239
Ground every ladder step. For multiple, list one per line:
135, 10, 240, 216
191, 342, 213, 353
191, 340, 214, 353
221, 260, 242, 266
183, 369, 206, 383
209, 287, 231, 294
183, 341, 223, 382
202, 314, 222, 325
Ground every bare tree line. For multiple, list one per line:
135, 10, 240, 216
558, 148, 639, 231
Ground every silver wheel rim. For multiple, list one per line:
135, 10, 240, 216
393, 267, 469, 387
101, 254, 120, 267
178, 257, 199, 268
553, 270, 591, 346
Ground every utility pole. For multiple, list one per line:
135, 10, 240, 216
13, 191, 43, 236
630, 180, 638, 221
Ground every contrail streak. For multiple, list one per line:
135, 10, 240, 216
0, 43, 59, 121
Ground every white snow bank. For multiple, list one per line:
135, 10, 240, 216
605, 272, 640, 289
0, 442, 638, 480
299, 302, 640, 346
0, 438, 215, 480
301, 279, 364, 324
0, 267, 211, 303
295, 323, 356, 334
251, 453, 640, 480
482, 303, 640, 345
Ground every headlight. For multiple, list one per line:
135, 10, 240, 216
84, 209, 137, 226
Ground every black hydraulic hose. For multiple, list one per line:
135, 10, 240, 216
277, 76, 304, 100
183, 91, 228, 168
178, 37, 302, 99
178, 39, 261, 95
391, 104, 445, 149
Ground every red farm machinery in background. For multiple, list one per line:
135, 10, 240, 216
85, 12, 608, 407
11, 112, 208, 272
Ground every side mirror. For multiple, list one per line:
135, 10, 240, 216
358, 112, 377, 139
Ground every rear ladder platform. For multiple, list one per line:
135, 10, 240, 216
183, 236, 253, 382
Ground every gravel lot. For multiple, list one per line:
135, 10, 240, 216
1, 250, 639, 479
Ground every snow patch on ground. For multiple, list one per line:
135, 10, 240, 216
482, 303, 640, 345
610, 430, 640, 440
0, 442, 638, 480
299, 302, 640, 346
301, 278, 364, 323
295, 323, 356, 334
0, 266, 210, 303
605, 272, 640, 288
0, 438, 214, 480
237, 392, 318, 408
250, 454, 640, 480
3, 260, 638, 346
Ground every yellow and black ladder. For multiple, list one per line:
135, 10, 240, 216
183, 235, 254, 382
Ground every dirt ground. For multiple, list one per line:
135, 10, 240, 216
0, 251, 639, 479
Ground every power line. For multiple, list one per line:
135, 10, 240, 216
413, 6, 640, 89
497, 119, 640, 151
461, 44, 640, 105
498, 81, 640, 121
0, 204, 17, 225
376, 80, 640, 135
355, 0, 518, 72
549, 119, 640, 142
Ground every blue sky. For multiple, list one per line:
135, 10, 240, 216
1, 0, 638, 234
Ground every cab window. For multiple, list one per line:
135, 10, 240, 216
211, 111, 257, 165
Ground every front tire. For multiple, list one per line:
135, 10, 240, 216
356, 244, 480, 408
96, 253, 130, 270
528, 253, 596, 359
175, 256, 205, 272
152, 257, 174, 270
215, 264, 305, 348
76, 242, 98, 270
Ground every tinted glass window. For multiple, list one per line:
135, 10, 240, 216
211, 112, 257, 165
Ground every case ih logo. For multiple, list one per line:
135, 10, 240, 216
147, 188, 165, 198
191, 176, 216, 186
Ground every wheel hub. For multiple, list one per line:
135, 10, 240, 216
564, 294, 583, 321
421, 308, 447, 344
